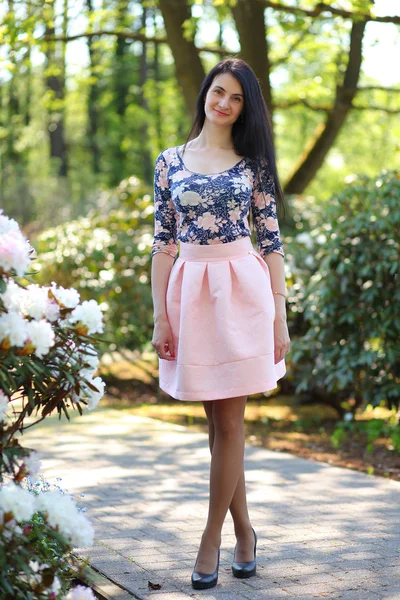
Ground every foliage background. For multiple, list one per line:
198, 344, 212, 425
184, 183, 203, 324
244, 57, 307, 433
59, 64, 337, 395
1, 0, 399, 410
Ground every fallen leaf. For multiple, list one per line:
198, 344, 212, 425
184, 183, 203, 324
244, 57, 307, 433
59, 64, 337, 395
148, 581, 162, 590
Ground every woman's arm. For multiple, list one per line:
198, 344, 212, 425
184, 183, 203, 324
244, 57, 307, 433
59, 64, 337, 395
151, 253, 174, 323
264, 252, 290, 364
250, 161, 290, 363
150, 151, 178, 360
263, 252, 287, 320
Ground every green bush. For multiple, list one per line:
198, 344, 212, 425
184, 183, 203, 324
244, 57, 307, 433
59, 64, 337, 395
291, 170, 400, 411
33, 190, 154, 354
330, 417, 400, 454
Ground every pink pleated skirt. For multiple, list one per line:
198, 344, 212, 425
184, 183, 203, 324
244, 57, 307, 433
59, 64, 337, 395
158, 236, 286, 401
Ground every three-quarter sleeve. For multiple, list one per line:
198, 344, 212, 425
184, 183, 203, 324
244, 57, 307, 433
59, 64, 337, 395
151, 151, 178, 259
250, 160, 284, 258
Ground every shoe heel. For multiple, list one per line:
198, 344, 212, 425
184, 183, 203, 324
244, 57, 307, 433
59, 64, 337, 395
232, 527, 257, 579
191, 548, 220, 590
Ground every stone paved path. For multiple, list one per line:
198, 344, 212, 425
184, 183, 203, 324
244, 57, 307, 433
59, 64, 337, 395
22, 406, 400, 600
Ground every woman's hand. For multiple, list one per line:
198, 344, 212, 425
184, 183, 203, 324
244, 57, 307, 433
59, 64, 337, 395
274, 314, 290, 364
152, 316, 176, 361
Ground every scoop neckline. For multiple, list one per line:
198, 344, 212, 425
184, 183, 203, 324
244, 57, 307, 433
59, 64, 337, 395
176, 145, 246, 176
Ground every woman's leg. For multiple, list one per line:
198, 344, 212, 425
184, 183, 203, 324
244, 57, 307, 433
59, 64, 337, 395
194, 395, 248, 574
203, 401, 255, 563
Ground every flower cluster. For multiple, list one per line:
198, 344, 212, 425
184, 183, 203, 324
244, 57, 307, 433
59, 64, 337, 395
0, 390, 8, 420
0, 211, 105, 599
66, 585, 96, 600
0, 477, 95, 599
0, 279, 104, 359
0, 211, 106, 413
0, 479, 94, 550
19, 560, 62, 598
0, 210, 33, 276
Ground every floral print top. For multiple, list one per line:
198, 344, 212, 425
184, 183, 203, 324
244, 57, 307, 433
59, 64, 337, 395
151, 146, 284, 259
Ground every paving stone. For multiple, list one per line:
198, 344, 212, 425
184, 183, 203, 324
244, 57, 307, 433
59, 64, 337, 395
280, 595, 344, 600
242, 589, 291, 599
140, 594, 193, 600
22, 407, 400, 600
381, 590, 400, 600
336, 593, 383, 600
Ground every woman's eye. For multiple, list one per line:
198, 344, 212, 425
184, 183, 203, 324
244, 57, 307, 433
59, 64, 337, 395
234, 97, 241, 102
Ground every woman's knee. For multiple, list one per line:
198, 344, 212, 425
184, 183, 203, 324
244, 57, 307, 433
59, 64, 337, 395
213, 396, 246, 439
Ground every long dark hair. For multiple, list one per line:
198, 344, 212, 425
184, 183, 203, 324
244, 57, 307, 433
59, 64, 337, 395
183, 58, 285, 214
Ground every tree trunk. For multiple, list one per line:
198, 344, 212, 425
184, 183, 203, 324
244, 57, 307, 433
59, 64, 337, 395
230, 0, 272, 114
24, 43, 32, 127
7, 0, 19, 162
114, 0, 130, 118
112, 0, 130, 184
284, 21, 366, 194
44, 2, 68, 176
157, 0, 205, 116
153, 8, 162, 149
2, 0, 34, 225
138, 3, 152, 185
85, 0, 101, 173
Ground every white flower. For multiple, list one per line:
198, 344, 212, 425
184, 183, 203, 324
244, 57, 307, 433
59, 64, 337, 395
0, 391, 9, 421
0, 230, 32, 276
44, 299, 61, 322
0, 282, 60, 322
0, 481, 36, 522
0, 279, 25, 312
74, 343, 100, 377
24, 285, 60, 322
296, 232, 313, 250
85, 376, 105, 410
0, 311, 28, 347
27, 560, 46, 585
0, 211, 20, 234
19, 560, 59, 590
36, 490, 94, 548
65, 584, 97, 600
343, 412, 354, 422
68, 300, 104, 335
23, 285, 48, 320
304, 255, 315, 268
25, 319, 55, 358
51, 283, 80, 309
72, 375, 105, 411
2, 521, 23, 540
49, 574, 61, 596
24, 451, 42, 479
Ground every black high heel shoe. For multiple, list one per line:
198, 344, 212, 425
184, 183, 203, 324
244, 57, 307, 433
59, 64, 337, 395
191, 548, 220, 590
232, 527, 257, 578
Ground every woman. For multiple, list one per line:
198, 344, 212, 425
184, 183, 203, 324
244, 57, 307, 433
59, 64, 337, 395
151, 58, 290, 590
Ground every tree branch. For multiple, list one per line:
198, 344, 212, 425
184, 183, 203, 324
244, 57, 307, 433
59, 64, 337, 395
261, 1, 400, 25
274, 99, 330, 111
274, 99, 400, 114
352, 104, 400, 114
41, 31, 227, 56
284, 20, 367, 194
358, 85, 400, 93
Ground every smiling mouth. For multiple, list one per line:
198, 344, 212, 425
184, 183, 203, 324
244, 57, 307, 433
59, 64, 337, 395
215, 109, 228, 116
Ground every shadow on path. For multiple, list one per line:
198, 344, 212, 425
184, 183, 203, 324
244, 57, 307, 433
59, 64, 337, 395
21, 406, 400, 600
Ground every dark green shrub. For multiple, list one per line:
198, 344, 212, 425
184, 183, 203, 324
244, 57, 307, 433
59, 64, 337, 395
291, 170, 400, 411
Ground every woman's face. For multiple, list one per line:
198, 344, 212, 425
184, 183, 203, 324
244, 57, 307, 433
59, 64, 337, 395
204, 72, 244, 127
